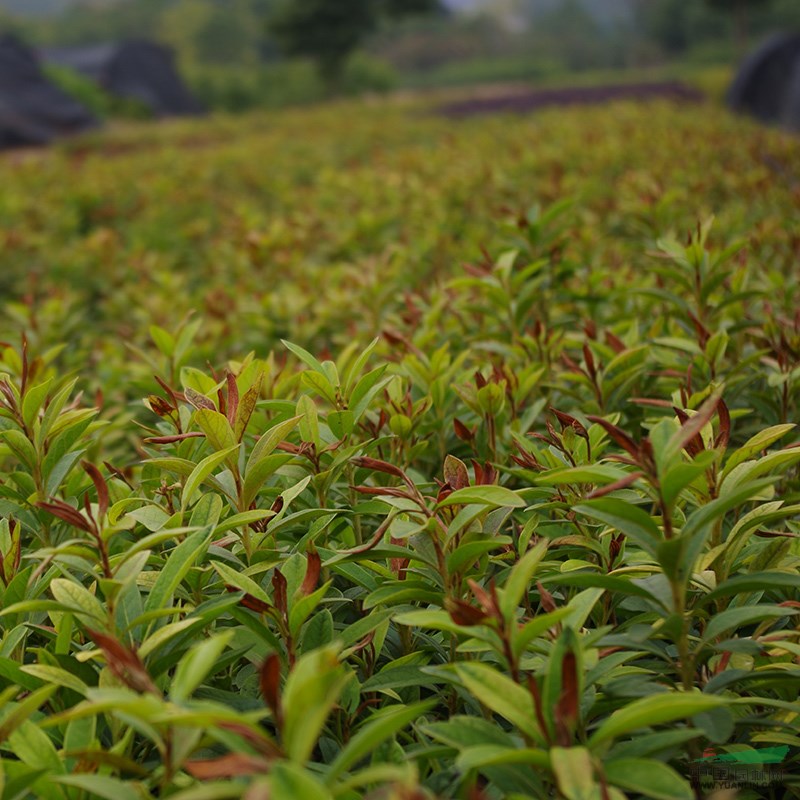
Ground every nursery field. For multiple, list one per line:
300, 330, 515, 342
0, 96, 799, 799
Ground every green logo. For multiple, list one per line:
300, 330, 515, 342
694, 746, 789, 765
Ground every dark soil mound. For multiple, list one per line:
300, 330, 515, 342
439, 81, 704, 118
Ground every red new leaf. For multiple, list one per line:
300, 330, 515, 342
300, 549, 321, 596
82, 461, 109, 520
186, 753, 271, 779
259, 653, 282, 727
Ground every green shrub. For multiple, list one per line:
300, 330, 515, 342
0, 97, 798, 798
190, 61, 325, 112
341, 52, 398, 95
189, 53, 396, 112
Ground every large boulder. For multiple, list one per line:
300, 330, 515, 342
0, 34, 97, 149
43, 40, 204, 118
728, 32, 800, 131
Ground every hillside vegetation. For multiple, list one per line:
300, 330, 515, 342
0, 98, 798, 798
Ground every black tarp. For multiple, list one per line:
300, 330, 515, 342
43, 40, 204, 117
0, 34, 97, 149
728, 32, 800, 131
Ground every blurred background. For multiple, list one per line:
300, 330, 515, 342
1, 0, 800, 117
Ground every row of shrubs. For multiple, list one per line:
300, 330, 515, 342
0, 99, 798, 797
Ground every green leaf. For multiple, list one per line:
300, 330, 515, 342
37, 378, 78, 448
241, 453, 293, 510
673, 477, 778, 582
289, 582, 331, 637
303, 372, 338, 406
339, 609, 395, 646
564, 587, 605, 629
550, 747, 597, 800
703, 605, 796, 643
50, 579, 107, 623
327, 410, 354, 439
512, 609, 573, 658
539, 573, 665, 605
500, 539, 548, 619
19, 665, 88, 696
182, 368, 221, 397
392, 609, 492, 639
281, 644, 351, 763
297, 396, 320, 446
589, 692, 725, 747
300, 609, 333, 651
0, 430, 37, 470
52, 775, 142, 800
608, 730, 703, 760
702, 571, 800, 604
327, 701, 435, 781
693, 706, 735, 744
170, 630, 235, 703
343, 338, 380, 398
247, 415, 304, 469
574, 498, 661, 555
181, 445, 240, 509
452, 662, 543, 744
361, 665, 445, 692
7, 719, 64, 773
723, 424, 796, 476
157, 784, 242, 800
127, 504, 171, 532
437, 485, 525, 509
332, 765, 415, 795
720, 453, 800, 499
211, 561, 271, 605
194, 409, 238, 455
268, 762, 333, 800
349, 366, 390, 420
661, 453, 716, 508
149, 325, 175, 357
446, 537, 510, 574
0, 657, 49, 692
604, 759, 693, 800
138, 619, 199, 659
189, 493, 222, 529
662, 388, 723, 466
145, 526, 212, 613
41, 411, 96, 490
423, 715, 517, 750
455, 745, 550, 771
0, 685, 59, 742
0, 599, 63, 616
234, 372, 264, 441
22, 378, 53, 431
63, 715, 97, 769
282, 340, 328, 377
45, 451, 86, 498
536, 464, 628, 485
212, 508, 276, 534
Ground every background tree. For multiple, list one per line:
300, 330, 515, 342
705, 0, 773, 55
268, 0, 438, 89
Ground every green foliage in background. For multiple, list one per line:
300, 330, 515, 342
44, 64, 153, 121
268, 0, 437, 87
0, 96, 798, 797
5, 0, 800, 110
189, 53, 397, 114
